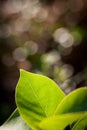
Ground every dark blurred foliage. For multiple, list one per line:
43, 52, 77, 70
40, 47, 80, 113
39, 0, 54, 5
0, 0, 87, 125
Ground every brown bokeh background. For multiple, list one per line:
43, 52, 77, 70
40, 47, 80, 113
0, 0, 87, 125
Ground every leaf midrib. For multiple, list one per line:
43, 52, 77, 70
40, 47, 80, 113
28, 78, 48, 118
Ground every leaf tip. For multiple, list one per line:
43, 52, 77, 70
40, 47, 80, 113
20, 69, 24, 73
19, 69, 27, 76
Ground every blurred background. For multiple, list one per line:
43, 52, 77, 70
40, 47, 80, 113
0, 0, 87, 125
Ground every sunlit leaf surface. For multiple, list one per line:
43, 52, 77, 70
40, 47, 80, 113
39, 112, 87, 130
16, 69, 65, 129
72, 115, 87, 130
55, 87, 87, 114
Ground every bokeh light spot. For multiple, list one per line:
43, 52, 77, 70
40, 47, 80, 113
53, 27, 74, 48
13, 47, 28, 61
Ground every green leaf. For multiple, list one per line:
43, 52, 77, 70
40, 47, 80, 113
72, 115, 87, 130
55, 87, 87, 115
0, 109, 31, 130
16, 69, 65, 129
39, 112, 87, 130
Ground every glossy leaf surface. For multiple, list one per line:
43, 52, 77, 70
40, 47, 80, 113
55, 87, 87, 115
39, 112, 87, 130
16, 69, 65, 129
72, 115, 87, 130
